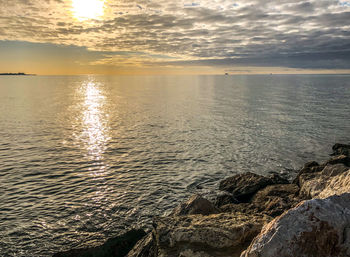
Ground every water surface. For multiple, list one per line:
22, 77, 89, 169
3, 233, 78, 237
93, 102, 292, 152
0, 75, 349, 256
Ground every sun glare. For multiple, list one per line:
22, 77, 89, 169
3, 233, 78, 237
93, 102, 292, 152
72, 0, 105, 20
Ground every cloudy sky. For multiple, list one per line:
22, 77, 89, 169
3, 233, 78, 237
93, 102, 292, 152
0, 0, 350, 74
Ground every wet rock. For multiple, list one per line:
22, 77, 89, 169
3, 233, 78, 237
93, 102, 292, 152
220, 184, 300, 218
331, 143, 350, 156
241, 193, 350, 257
219, 172, 273, 203
52, 229, 146, 257
299, 164, 349, 199
127, 233, 155, 257
153, 212, 271, 257
170, 195, 219, 216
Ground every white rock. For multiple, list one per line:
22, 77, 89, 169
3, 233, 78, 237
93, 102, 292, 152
241, 193, 350, 257
299, 164, 349, 199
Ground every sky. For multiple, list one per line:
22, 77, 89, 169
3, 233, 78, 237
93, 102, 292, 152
0, 0, 350, 75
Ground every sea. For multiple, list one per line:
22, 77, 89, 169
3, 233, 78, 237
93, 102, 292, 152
0, 75, 349, 256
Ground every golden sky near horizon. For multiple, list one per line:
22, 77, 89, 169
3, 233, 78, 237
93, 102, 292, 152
0, 0, 350, 75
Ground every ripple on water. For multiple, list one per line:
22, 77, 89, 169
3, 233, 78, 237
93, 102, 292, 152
0, 75, 349, 256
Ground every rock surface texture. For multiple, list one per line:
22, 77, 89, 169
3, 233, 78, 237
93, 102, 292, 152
153, 213, 270, 257
298, 163, 350, 199
241, 193, 350, 257
218, 172, 288, 203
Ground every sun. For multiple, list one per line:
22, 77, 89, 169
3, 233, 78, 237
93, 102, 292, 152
72, 0, 106, 20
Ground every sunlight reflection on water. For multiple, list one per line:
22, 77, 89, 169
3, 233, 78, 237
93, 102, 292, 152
79, 78, 110, 176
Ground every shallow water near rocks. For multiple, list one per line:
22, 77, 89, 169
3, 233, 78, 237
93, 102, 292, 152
0, 75, 349, 256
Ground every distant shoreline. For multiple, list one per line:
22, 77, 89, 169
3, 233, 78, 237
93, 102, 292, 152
0, 73, 36, 76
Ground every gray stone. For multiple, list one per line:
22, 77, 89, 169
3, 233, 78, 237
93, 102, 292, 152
241, 194, 350, 257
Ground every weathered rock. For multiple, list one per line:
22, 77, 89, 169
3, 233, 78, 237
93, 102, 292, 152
170, 195, 220, 216
318, 169, 350, 199
250, 184, 300, 217
299, 164, 350, 199
241, 193, 350, 257
127, 233, 155, 257
52, 229, 146, 257
293, 161, 325, 186
220, 184, 300, 218
153, 212, 271, 257
219, 172, 273, 202
331, 143, 350, 156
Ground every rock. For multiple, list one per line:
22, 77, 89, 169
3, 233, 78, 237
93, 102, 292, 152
331, 143, 350, 156
127, 233, 155, 257
268, 173, 289, 185
153, 212, 271, 257
293, 161, 325, 186
299, 164, 350, 199
324, 154, 350, 166
220, 184, 300, 218
170, 195, 219, 216
241, 193, 350, 257
215, 192, 239, 207
219, 172, 274, 203
318, 169, 350, 199
52, 229, 146, 257
250, 184, 300, 217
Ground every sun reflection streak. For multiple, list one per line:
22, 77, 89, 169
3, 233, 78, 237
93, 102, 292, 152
80, 79, 110, 170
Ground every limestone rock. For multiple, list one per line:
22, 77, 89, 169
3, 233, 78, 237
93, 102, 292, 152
241, 193, 350, 257
154, 212, 270, 257
299, 164, 350, 199
293, 161, 324, 186
171, 195, 219, 216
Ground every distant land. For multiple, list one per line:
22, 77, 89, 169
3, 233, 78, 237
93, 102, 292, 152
0, 72, 36, 76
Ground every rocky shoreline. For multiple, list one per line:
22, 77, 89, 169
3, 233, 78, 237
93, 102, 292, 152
53, 143, 350, 257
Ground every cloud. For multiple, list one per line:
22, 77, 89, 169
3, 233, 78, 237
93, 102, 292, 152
0, 0, 349, 70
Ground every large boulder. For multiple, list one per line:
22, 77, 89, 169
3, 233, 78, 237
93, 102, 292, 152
52, 229, 146, 257
299, 164, 350, 199
241, 193, 350, 257
219, 172, 287, 203
153, 213, 270, 257
170, 195, 220, 216
331, 143, 350, 156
